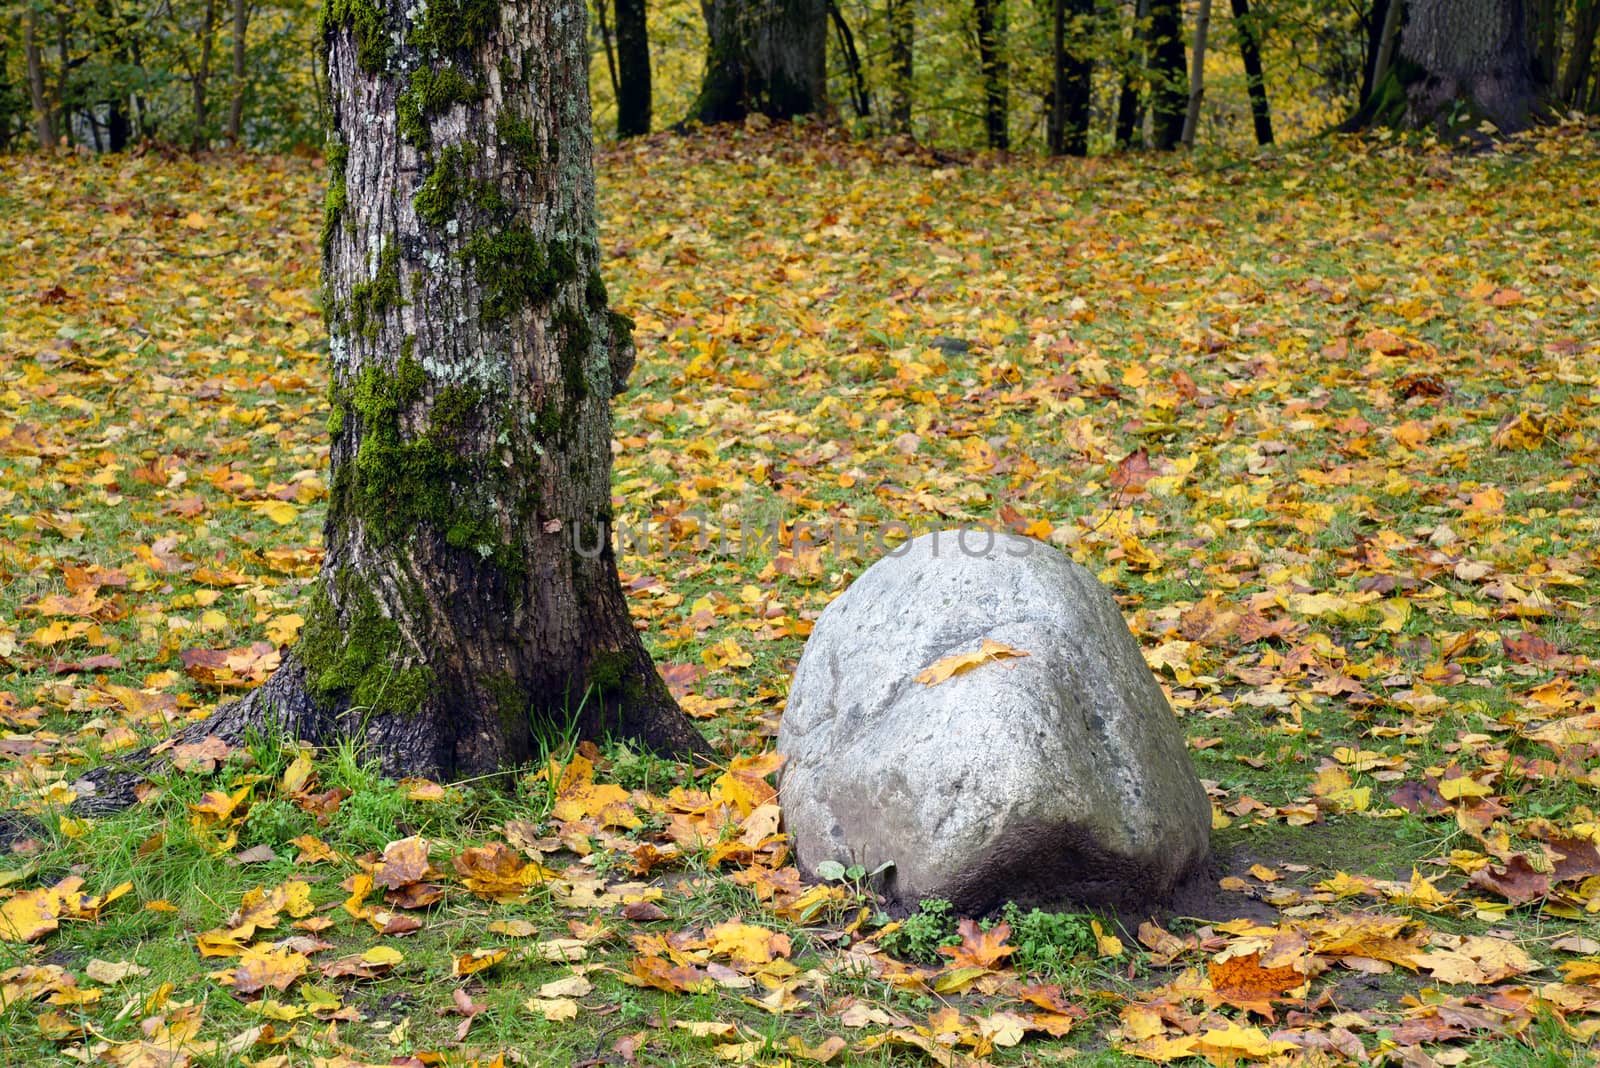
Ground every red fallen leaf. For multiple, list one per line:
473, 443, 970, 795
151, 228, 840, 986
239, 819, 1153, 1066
657, 663, 704, 700
1390, 777, 1450, 816
940, 918, 1017, 970
1468, 854, 1549, 904
626, 954, 713, 993
1394, 372, 1449, 398
1501, 632, 1570, 667
50, 654, 123, 674
1109, 448, 1157, 493
373, 837, 431, 890
386, 882, 446, 909
1547, 836, 1600, 885
40, 284, 68, 304
621, 900, 668, 922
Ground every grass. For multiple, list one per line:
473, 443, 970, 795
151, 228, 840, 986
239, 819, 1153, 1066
0, 122, 1598, 1063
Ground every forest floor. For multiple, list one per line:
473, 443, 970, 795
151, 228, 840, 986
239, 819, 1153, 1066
1, 121, 1599, 1066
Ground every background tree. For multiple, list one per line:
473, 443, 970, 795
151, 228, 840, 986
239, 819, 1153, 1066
886, 0, 913, 132
1401, 0, 1539, 131
1147, 0, 1187, 148
1046, 0, 1091, 156
616, 0, 652, 135
1229, 0, 1272, 143
690, 0, 827, 123
171, 0, 709, 781
974, 0, 1008, 148
1180, 0, 1211, 145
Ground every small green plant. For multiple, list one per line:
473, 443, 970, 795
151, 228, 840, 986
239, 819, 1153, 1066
999, 903, 1095, 976
878, 897, 960, 964
242, 797, 311, 847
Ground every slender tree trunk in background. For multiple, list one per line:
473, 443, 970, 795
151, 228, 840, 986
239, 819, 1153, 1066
691, 0, 827, 123
888, 0, 913, 132
1047, 0, 1093, 155
614, 0, 652, 136
1371, 0, 1403, 88
227, 0, 249, 143
128, 0, 712, 787
192, 0, 218, 150
1531, 0, 1559, 85
1148, 0, 1186, 148
1229, 0, 1273, 143
974, 0, 1008, 149
595, 0, 620, 103
829, 0, 871, 116
54, 11, 71, 146
1114, 0, 1149, 147
1180, 0, 1211, 145
1048, 0, 1065, 153
1361, 0, 1392, 103
25, 7, 54, 149
1560, 0, 1599, 104
1401, 0, 1538, 131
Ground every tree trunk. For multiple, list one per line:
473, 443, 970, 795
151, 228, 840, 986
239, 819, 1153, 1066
1532, 0, 1560, 85
1360, 0, 1392, 104
1401, 0, 1539, 131
1114, 0, 1149, 148
111, 0, 708, 785
1371, 0, 1403, 88
193, 0, 219, 150
1229, 0, 1272, 144
25, 7, 54, 150
1148, 0, 1187, 149
1560, 0, 1600, 105
974, 0, 1008, 149
228, 0, 249, 143
690, 0, 827, 123
1047, 0, 1092, 155
615, 0, 652, 136
1180, 0, 1211, 145
887, 0, 913, 133
828, 0, 871, 117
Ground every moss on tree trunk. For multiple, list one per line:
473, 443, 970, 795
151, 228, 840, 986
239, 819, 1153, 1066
80, 0, 707, 799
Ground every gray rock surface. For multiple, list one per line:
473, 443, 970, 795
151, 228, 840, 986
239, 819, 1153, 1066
777, 531, 1211, 914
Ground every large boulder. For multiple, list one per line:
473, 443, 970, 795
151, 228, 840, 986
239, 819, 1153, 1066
777, 531, 1210, 914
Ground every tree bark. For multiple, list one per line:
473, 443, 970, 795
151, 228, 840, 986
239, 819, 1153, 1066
1532, 0, 1560, 86
828, 0, 871, 117
1180, 0, 1211, 145
1401, 0, 1539, 132
1047, 0, 1092, 155
887, 0, 913, 133
193, 0, 219, 150
1360, 0, 1392, 104
1114, 0, 1149, 148
615, 0, 652, 136
1229, 0, 1272, 144
83, 0, 709, 788
974, 0, 1008, 149
227, 0, 249, 143
1148, 0, 1186, 149
25, 6, 54, 149
1559, 0, 1599, 105
690, 0, 827, 123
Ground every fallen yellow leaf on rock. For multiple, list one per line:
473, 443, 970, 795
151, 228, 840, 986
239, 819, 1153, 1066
915, 639, 1030, 686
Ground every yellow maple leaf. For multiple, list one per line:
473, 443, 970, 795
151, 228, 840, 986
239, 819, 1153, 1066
915, 639, 1030, 686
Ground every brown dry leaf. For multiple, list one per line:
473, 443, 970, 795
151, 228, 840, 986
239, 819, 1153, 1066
372, 836, 431, 889
915, 639, 1030, 686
